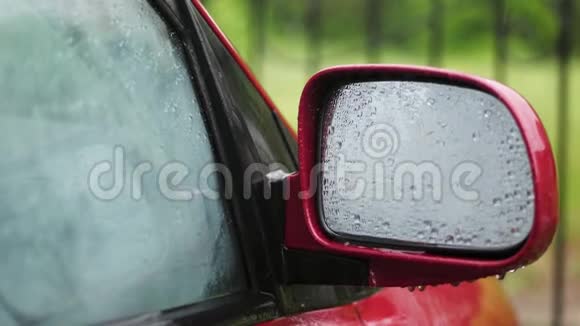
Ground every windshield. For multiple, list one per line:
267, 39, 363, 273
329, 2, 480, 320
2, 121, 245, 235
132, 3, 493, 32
0, 1, 246, 324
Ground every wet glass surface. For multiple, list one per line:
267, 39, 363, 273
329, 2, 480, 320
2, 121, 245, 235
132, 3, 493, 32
320, 81, 534, 252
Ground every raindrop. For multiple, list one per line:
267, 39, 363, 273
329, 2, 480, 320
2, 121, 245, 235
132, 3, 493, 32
483, 110, 491, 118
527, 190, 534, 199
496, 273, 506, 280
382, 221, 391, 230
418, 285, 426, 292
427, 98, 436, 106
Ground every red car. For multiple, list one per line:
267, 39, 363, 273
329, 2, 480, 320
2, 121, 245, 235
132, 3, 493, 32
0, 0, 557, 325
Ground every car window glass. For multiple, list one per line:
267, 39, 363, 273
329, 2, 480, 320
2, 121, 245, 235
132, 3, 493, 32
0, 1, 245, 325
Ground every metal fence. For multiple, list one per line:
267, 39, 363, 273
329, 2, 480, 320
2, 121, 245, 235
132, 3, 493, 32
240, 0, 574, 324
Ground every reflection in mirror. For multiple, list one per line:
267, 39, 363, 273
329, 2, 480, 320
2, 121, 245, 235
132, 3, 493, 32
320, 81, 534, 252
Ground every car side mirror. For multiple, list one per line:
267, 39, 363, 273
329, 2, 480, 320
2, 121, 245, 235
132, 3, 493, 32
284, 65, 558, 287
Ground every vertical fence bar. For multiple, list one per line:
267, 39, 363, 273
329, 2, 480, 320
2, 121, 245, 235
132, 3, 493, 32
306, 0, 322, 74
366, 0, 383, 63
248, 0, 266, 77
492, 0, 508, 82
553, 0, 573, 325
428, 0, 444, 67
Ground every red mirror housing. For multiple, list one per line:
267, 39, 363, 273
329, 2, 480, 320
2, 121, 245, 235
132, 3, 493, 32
284, 65, 558, 287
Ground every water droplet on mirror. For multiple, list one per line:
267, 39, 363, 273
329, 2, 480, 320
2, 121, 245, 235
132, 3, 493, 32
382, 221, 390, 230
527, 190, 534, 199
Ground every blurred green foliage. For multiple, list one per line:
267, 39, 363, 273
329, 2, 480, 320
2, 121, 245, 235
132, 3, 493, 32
205, 0, 577, 60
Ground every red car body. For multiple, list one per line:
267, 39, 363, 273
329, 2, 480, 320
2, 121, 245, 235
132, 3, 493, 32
192, 1, 520, 324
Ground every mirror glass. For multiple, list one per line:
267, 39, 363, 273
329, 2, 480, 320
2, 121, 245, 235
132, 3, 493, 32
320, 81, 535, 252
